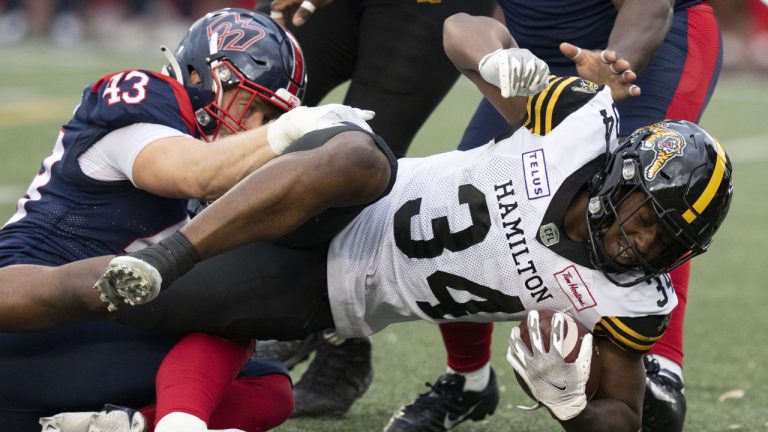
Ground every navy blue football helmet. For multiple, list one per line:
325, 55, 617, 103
164, 8, 306, 139
586, 120, 734, 286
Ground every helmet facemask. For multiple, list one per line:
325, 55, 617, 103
587, 179, 699, 287
194, 55, 293, 140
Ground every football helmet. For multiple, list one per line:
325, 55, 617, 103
587, 120, 733, 286
164, 8, 306, 139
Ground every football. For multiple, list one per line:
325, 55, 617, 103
514, 309, 601, 401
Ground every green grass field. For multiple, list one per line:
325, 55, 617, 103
1, 41, 767, 431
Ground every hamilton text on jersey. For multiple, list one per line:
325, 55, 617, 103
494, 179, 554, 304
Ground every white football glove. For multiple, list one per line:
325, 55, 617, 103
267, 104, 375, 155
506, 310, 594, 421
478, 48, 549, 98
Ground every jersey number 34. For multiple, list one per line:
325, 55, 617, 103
393, 184, 524, 320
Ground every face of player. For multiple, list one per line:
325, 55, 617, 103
216, 88, 282, 137
601, 192, 675, 268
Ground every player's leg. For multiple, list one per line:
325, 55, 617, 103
151, 333, 253, 432
116, 239, 335, 341
384, 322, 498, 432
118, 241, 332, 431
617, 4, 722, 431
0, 256, 113, 332
346, 0, 496, 157
0, 322, 176, 431
287, 0, 359, 106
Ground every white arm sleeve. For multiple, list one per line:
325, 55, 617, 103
78, 123, 191, 186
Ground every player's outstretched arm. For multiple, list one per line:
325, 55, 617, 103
0, 256, 114, 331
93, 127, 393, 309
183, 129, 391, 259
443, 13, 548, 127
559, 338, 644, 431
132, 105, 375, 202
558, 0, 673, 102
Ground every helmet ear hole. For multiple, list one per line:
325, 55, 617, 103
188, 69, 202, 85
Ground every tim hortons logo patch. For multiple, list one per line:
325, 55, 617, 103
554, 265, 596, 311
522, 149, 550, 200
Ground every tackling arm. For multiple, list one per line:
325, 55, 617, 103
132, 125, 275, 201
132, 104, 375, 201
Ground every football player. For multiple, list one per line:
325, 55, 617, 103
92, 13, 733, 432
264, 0, 498, 419
388, 1, 723, 431
0, 8, 372, 432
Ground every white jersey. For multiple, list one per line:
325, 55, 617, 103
327, 78, 677, 353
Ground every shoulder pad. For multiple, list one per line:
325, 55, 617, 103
524, 76, 603, 136
78, 70, 197, 135
594, 314, 671, 354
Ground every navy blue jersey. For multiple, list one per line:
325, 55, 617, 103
0, 70, 198, 266
501, 0, 704, 73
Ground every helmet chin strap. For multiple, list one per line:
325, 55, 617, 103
160, 45, 184, 86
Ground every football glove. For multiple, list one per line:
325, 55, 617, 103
478, 48, 549, 98
506, 310, 594, 421
267, 104, 375, 155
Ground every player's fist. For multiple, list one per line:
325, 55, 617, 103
478, 48, 549, 98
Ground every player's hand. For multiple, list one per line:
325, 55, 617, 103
270, 0, 335, 27
267, 104, 375, 154
478, 48, 549, 98
506, 310, 594, 421
560, 42, 641, 102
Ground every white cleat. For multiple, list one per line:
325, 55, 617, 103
39, 411, 95, 431
88, 406, 147, 432
93, 256, 163, 310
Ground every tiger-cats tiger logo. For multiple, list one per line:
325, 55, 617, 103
639, 124, 686, 180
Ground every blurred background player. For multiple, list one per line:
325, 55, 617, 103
385, 1, 723, 432
0, 8, 314, 432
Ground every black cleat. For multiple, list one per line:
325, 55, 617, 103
384, 369, 499, 432
642, 357, 686, 432
252, 334, 323, 370
291, 336, 373, 417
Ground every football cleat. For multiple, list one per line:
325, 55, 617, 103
39, 404, 147, 432
384, 369, 499, 432
253, 335, 321, 370
291, 337, 373, 417
94, 256, 162, 310
39, 411, 95, 431
642, 357, 686, 432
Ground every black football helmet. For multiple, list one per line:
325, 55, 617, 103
586, 120, 734, 286
164, 8, 306, 140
